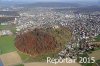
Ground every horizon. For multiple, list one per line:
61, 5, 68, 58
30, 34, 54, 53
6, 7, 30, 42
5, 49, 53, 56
0, 0, 100, 3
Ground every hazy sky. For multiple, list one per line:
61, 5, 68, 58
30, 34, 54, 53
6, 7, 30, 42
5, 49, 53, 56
1, 0, 99, 2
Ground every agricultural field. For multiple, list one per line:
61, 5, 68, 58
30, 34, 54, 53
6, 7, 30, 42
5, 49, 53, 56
89, 50, 100, 60
0, 51, 22, 66
0, 36, 16, 55
94, 34, 100, 42
18, 51, 58, 62
0, 25, 7, 30
89, 50, 100, 66
0, 24, 16, 33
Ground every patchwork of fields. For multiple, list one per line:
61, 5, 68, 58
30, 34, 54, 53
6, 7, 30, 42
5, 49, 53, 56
0, 27, 100, 66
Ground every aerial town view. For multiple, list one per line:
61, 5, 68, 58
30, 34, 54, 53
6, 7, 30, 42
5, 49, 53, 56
0, 0, 100, 66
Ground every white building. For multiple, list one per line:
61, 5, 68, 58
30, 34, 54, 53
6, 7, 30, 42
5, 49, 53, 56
0, 30, 13, 36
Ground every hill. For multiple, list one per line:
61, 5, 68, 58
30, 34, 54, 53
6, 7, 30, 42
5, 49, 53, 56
15, 26, 72, 58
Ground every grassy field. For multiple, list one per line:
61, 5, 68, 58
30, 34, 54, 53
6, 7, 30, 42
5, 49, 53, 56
0, 24, 16, 54
77, 52, 99, 66
89, 50, 100, 60
95, 34, 100, 42
0, 36, 16, 55
18, 50, 58, 62
0, 24, 16, 33
0, 25, 7, 30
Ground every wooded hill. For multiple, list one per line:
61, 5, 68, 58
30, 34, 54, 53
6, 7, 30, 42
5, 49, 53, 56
15, 26, 72, 57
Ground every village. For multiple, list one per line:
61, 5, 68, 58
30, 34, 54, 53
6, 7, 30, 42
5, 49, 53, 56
0, 4, 100, 66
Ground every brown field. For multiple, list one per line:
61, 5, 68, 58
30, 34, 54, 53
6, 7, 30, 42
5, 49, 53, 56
89, 50, 100, 60
0, 51, 82, 66
0, 51, 22, 66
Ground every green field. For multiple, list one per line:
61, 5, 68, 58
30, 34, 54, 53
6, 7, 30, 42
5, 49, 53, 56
95, 34, 100, 42
0, 24, 16, 33
0, 36, 16, 55
18, 50, 58, 62
0, 25, 7, 30
78, 53, 96, 66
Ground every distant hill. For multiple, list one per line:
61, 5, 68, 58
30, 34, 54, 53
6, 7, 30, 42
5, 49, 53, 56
0, 1, 100, 7
18, 2, 80, 7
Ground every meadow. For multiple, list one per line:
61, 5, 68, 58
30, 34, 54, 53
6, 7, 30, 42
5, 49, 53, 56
0, 36, 16, 55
